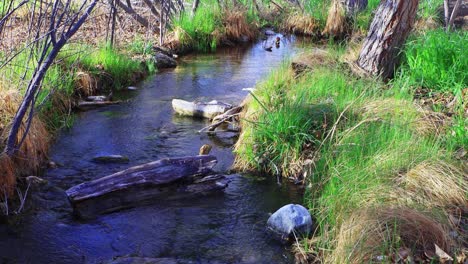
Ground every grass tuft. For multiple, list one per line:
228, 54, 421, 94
398, 29, 467, 93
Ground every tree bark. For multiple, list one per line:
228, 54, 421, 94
356, 0, 419, 79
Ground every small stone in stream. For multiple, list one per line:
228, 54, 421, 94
26, 176, 47, 185
127, 86, 138, 91
267, 204, 313, 241
47, 161, 59, 168
199, 144, 212, 155
264, 29, 276, 35
154, 52, 177, 69
91, 155, 129, 164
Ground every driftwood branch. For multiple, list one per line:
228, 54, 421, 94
199, 106, 242, 133
115, 0, 158, 31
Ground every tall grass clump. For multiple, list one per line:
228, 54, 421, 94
79, 45, 144, 89
172, 5, 222, 52
398, 29, 467, 93
304, 0, 329, 28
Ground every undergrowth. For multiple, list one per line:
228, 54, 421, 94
397, 29, 467, 94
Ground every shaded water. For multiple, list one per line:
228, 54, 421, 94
0, 36, 309, 264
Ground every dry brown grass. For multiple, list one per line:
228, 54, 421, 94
75, 71, 98, 97
291, 49, 335, 75
282, 13, 320, 36
333, 207, 453, 264
400, 161, 468, 208
360, 98, 451, 137
223, 9, 257, 42
0, 154, 16, 195
322, 0, 348, 38
0, 85, 49, 194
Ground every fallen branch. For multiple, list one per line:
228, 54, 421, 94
198, 113, 240, 133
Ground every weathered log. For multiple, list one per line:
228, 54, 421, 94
77, 100, 121, 110
356, 0, 419, 79
65, 155, 229, 218
172, 99, 232, 119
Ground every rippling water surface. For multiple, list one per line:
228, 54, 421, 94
0, 36, 309, 264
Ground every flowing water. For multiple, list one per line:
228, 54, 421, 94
0, 36, 309, 264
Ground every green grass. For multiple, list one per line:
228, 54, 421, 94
304, 0, 329, 28
128, 37, 154, 55
78, 45, 144, 89
418, 0, 443, 20
172, 4, 222, 52
354, 0, 381, 31
397, 29, 467, 93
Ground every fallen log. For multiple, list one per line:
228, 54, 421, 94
65, 155, 229, 218
77, 100, 121, 110
172, 99, 232, 119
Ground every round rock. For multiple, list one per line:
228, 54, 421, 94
267, 204, 312, 240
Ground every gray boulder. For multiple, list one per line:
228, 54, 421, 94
154, 52, 177, 69
267, 204, 312, 240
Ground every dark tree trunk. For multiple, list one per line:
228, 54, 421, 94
356, 0, 419, 79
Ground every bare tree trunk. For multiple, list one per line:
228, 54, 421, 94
448, 0, 462, 30
356, 0, 419, 79
4, 0, 98, 156
110, 0, 117, 48
444, 0, 450, 26
192, 0, 200, 15
115, 0, 157, 31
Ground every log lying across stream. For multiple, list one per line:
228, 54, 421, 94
66, 155, 230, 219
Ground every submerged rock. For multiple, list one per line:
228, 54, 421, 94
267, 204, 312, 241
91, 155, 129, 164
154, 52, 177, 69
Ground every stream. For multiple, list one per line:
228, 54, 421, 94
0, 36, 308, 264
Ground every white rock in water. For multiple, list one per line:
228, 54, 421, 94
127, 86, 138, 91
267, 204, 312, 240
172, 99, 232, 119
